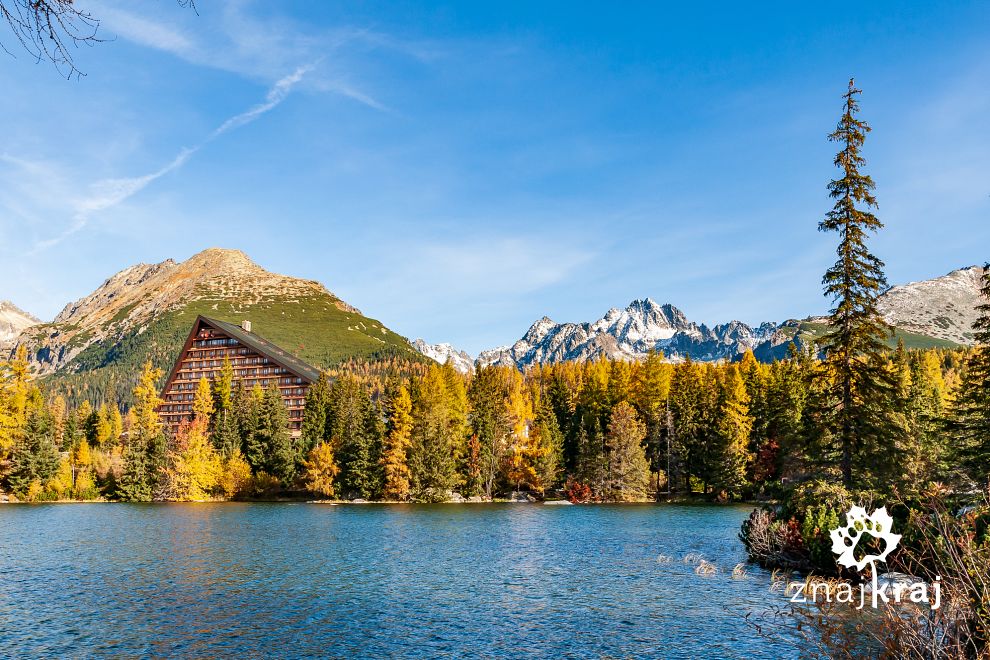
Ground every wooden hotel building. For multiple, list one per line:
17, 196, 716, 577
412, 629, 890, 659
158, 316, 320, 435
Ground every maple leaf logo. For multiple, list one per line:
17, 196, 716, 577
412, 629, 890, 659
829, 505, 901, 573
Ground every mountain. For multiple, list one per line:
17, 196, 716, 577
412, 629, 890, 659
877, 265, 985, 345
409, 339, 474, 374
476, 266, 983, 369
0, 301, 40, 350
476, 300, 779, 368
10, 248, 421, 403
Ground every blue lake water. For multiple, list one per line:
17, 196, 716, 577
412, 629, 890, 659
0, 503, 796, 658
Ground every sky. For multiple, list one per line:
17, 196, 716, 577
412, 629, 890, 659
1, 1, 988, 355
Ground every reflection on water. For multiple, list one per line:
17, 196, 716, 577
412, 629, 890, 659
0, 503, 796, 658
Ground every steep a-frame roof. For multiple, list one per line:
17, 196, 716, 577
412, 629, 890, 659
164, 316, 323, 387
205, 317, 323, 382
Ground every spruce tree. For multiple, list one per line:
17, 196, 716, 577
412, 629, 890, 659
300, 372, 331, 458
817, 79, 894, 487
604, 402, 650, 501
210, 357, 240, 456
952, 264, 990, 483
6, 407, 60, 497
118, 361, 166, 502
408, 365, 459, 502
254, 381, 295, 486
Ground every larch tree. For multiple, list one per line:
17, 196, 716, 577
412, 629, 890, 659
302, 442, 340, 498
711, 366, 753, 498
159, 377, 221, 501
381, 383, 413, 501
817, 78, 895, 488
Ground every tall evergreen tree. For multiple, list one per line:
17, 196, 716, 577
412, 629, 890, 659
210, 357, 240, 456
300, 372, 331, 457
409, 365, 460, 502
468, 366, 510, 499
952, 264, 990, 483
6, 406, 60, 497
249, 382, 295, 485
604, 402, 650, 501
118, 361, 166, 502
817, 78, 894, 487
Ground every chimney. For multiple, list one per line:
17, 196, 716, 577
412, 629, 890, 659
241, 320, 252, 333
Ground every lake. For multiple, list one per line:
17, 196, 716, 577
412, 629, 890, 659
0, 503, 797, 658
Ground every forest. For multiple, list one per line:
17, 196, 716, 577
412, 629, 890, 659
0, 330, 984, 506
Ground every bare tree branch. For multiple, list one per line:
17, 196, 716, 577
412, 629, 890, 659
0, 0, 197, 79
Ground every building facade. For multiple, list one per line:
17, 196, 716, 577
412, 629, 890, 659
158, 316, 320, 435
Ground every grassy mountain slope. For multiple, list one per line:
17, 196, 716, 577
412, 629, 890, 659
16, 249, 422, 406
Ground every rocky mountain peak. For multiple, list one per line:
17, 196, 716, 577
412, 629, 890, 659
409, 339, 474, 374
877, 265, 985, 344
0, 301, 40, 349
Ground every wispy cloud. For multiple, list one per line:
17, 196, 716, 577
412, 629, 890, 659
94, 1, 403, 111
25, 65, 314, 252
213, 64, 313, 136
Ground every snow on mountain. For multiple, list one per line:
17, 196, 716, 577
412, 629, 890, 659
877, 265, 985, 345
474, 266, 987, 370
476, 298, 778, 368
0, 301, 40, 350
410, 339, 475, 374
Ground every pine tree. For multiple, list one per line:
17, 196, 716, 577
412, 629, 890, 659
6, 406, 60, 497
251, 381, 295, 486
210, 357, 240, 456
531, 399, 564, 494
330, 377, 379, 498
381, 383, 413, 501
409, 364, 459, 502
239, 383, 265, 471
817, 79, 895, 487
633, 350, 671, 492
300, 372, 331, 457
952, 264, 990, 483
604, 402, 650, 501
468, 366, 510, 499
117, 361, 166, 502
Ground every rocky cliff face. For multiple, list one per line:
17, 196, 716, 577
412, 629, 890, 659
877, 265, 985, 345
0, 301, 39, 351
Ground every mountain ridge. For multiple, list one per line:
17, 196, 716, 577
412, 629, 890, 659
451, 265, 986, 369
8, 248, 421, 404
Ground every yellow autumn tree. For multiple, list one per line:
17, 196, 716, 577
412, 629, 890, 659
302, 442, 340, 498
381, 384, 413, 500
504, 368, 537, 492
159, 377, 221, 501
219, 449, 252, 500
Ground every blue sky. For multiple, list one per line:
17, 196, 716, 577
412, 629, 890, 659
1, 1, 988, 354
